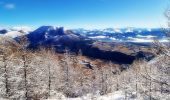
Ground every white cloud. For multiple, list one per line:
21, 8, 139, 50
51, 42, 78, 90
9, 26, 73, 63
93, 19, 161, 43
4, 3, 15, 9
12, 26, 32, 32
0, 2, 15, 10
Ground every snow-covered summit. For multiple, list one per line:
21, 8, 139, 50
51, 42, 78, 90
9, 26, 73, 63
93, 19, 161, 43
33, 26, 64, 36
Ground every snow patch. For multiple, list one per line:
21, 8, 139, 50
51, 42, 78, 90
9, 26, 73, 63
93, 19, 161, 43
136, 35, 157, 38
128, 37, 154, 42
89, 36, 107, 39
110, 37, 117, 40
114, 29, 122, 33
5, 31, 25, 38
125, 28, 133, 33
147, 28, 152, 32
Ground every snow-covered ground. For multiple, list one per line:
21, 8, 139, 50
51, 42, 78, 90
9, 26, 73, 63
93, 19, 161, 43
48, 91, 138, 100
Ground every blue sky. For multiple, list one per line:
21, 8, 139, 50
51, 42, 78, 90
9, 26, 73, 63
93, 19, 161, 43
0, 0, 168, 29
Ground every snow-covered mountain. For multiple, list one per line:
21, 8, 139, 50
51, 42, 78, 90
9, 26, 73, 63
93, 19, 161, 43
72, 28, 168, 42
1, 26, 168, 43
27, 26, 92, 51
0, 27, 32, 38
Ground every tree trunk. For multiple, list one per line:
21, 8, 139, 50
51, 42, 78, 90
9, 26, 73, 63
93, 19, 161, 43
22, 54, 28, 100
48, 65, 51, 98
3, 55, 9, 98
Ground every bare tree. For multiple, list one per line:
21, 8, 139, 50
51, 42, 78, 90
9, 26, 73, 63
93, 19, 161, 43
2, 53, 9, 98
0, 37, 21, 99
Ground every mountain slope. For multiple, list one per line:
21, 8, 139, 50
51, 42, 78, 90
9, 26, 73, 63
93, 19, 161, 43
27, 26, 137, 64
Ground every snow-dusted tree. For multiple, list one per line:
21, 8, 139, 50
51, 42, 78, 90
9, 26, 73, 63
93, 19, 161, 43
38, 48, 61, 99
58, 49, 78, 97
0, 36, 27, 99
111, 64, 121, 91
0, 48, 9, 98
62, 49, 71, 96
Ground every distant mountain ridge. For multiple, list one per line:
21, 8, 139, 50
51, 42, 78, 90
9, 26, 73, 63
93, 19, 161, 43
72, 28, 167, 42
0, 26, 167, 43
